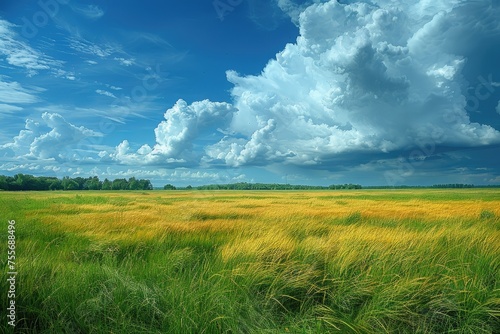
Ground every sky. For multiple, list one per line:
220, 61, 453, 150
0, 0, 499, 187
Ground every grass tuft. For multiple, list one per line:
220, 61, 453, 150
480, 209, 495, 219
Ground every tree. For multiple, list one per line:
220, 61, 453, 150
128, 177, 140, 190
67, 181, 79, 190
73, 177, 87, 190
0, 175, 155, 191
84, 176, 101, 190
61, 177, 79, 190
38, 177, 58, 190
14, 174, 27, 190
102, 178, 112, 190
5, 176, 17, 190
49, 180, 63, 190
13, 174, 42, 190
0, 175, 7, 190
112, 178, 128, 190
139, 179, 153, 190
163, 184, 176, 190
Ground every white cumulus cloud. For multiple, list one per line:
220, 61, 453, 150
204, 0, 500, 167
109, 99, 236, 165
1, 113, 102, 161
98, 0, 500, 172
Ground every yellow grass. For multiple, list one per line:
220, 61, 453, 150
20, 190, 499, 276
1, 189, 499, 332
19, 190, 498, 242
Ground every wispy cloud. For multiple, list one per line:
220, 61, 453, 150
0, 103, 23, 114
72, 4, 105, 20
0, 19, 63, 76
0, 78, 41, 104
67, 37, 116, 58
53, 68, 76, 81
277, 0, 316, 25
34, 101, 154, 124
114, 57, 135, 66
96, 89, 117, 98
106, 84, 122, 91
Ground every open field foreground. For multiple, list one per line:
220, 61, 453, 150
1, 189, 499, 333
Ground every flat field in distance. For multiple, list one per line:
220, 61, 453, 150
1, 189, 499, 333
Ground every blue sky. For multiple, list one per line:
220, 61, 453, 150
1, 0, 499, 187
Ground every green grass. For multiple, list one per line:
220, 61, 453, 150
1, 189, 499, 333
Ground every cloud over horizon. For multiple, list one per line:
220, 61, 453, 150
111, 0, 500, 171
105, 99, 235, 166
1, 112, 102, 162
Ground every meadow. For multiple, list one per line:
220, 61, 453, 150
1, 189, 499, 333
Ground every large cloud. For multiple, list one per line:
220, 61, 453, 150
113, 0, 500, 171
1, 112, 102, 161
205, 0, 500, 167
109, 99, 235, 165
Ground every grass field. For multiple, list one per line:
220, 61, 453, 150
1, 189, 499, 333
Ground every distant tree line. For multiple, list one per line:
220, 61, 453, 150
431, 184, 474, 188
328, 184, 363, 190
364, 184, 479, 189
2, 175, 496, 192
195, 183, 329, 190
0, 174, 153, 191
163, 182, 363, 190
